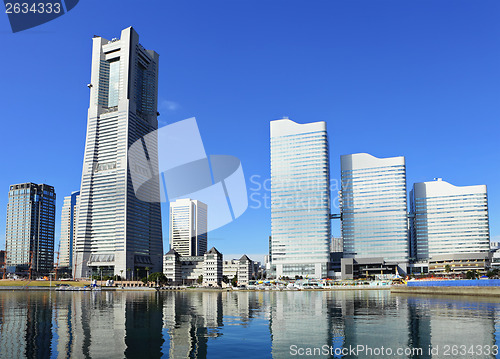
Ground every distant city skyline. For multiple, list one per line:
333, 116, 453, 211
0, 1, 498, 257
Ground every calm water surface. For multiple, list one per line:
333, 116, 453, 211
0, 290, 499, 358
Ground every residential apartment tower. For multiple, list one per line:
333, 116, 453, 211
5, 183, 56, 274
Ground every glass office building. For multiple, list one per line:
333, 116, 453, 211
270, 118, 330, 278
340, 153, 409, 263
410, 179, 490, 260
5, 183, 56, 274
74, 27, 163, 278
170, 199, 208, 257
59, 191, 79, 270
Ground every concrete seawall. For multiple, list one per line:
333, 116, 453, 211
391, 286, 500, 297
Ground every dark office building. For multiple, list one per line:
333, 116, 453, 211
5, 183, 56, 274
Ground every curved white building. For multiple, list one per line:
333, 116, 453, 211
410, 179, 490, 260
340, 153, 409, 263
270, 118, 331, 278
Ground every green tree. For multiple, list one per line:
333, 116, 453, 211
444, 265, 451, 276
466, 270, 478, 280
145, 267, 151, 283
197, 275, 203, 284
222, 275, 229, 284
148, 272, 167, 285
231, 275, 238, 287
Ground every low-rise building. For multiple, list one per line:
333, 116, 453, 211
164, 249, 182, 283
341, 257, 405, 280
203, 248, 223, 286
222, 260, 239, 280
237, 255, 252, 285
222, 255, 254, 286
163, 247, 223, 286
428, 252, 492, 275
164, 248, 256, 287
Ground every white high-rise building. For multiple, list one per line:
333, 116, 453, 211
410, 179, 490, 260
170, 199, 207, 257
340, 153, 409, 263
59, 191, 79, 270
74, 27, 163, 278
270, 118, 331, 279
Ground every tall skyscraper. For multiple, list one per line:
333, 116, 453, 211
170, 199, 207, 257
5, 183, 56, 274
59, 191, 79, 270
340, 153, 409, 263
74, 27, 163, 278
410, 178, 490, 260
270, 118, 331, 278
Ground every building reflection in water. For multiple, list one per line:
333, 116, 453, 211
163, 292, 212, 358
407, 296, 497, 357
270, 291, 338, 358
0, 290, 500, 358
125, 292, 164, 358
0, 292, 53, 358
54, 291, 128, 358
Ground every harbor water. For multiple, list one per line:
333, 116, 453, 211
0, 290, 499, 358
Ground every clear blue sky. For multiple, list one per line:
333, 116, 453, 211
0, 0, 499, 257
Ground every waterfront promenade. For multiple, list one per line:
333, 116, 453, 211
5, 278, 500, 298
392, 279, 500, 297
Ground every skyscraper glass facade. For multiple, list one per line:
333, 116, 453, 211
5, 183, 56, 274
410, 179, 490, 260
270, 118, 330, 278
59, 191, 79, 269
75, 27, 162, 278
340, 153, 409, 263
170, 199, 208, 257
